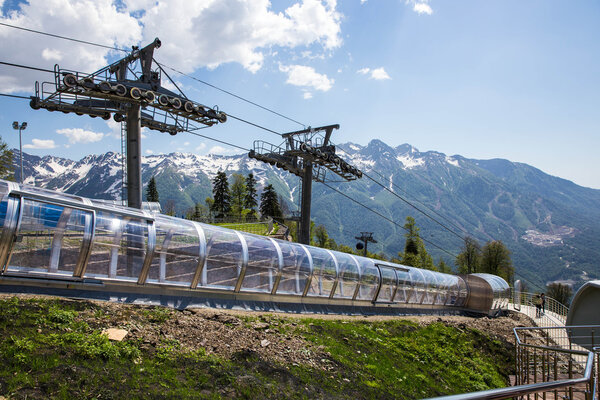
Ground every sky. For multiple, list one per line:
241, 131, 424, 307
0, 0, 599, 189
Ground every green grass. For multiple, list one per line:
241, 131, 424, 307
0, 297, 514, 399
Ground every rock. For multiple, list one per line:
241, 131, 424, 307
102, 328, 128, 341
260, 339, 271, 347
252, 322, 269, 330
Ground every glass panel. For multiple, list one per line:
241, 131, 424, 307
355, 257, 379, 301
240, 234, 279, 293
394, 268, 411, 303
376, 266, 397, 302
86, 211, 121, 278
200, 224, 242, 290
85, 213, 147, 281
276, 241, 311, 295
147, 216, 200, 286
306, 247, 336, 297
420, 270, 436, 305
407, 268, 426, 304
0, 181, 10, 227
332, 252, 359, 299
9, 200, 88, 275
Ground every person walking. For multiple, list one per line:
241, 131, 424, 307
540, 293, 546, 315
534, 294, 542, 318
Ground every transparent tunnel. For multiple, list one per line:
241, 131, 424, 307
0, 180, 510, 313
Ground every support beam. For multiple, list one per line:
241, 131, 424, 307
300, 160, 313, 244
126, 104, 142, 209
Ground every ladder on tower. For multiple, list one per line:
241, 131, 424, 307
120, 121, 127, 206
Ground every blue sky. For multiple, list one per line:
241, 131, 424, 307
1, 0, 599, 188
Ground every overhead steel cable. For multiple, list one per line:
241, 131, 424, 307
0, 93, 30, 99
321, 181, 459, 258
157, 62, 306, 129
185, 130, 251, 153
360, 170, 466, 242
0, 60, 55, 74
332, 142, 471, 236
0, 21, 128, 52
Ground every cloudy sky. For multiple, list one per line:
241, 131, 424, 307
0, 0, 599, 188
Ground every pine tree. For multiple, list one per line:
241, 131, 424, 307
244, 173, 258, 211
229, 173, 246, 218
146, 176, 159, 202
0, 136, 13, 181
211, 171, 231, 218
398, 216, 435, 270
259, 184, 282, 218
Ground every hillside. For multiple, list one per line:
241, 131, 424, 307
0, 294, 524, 399
13, 140, 600, 289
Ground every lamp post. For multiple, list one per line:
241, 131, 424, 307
12, 121, 27, 184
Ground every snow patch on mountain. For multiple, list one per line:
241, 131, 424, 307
396, 154, 424, 169
445, 156, 460, 167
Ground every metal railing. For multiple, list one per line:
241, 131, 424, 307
426, 326, 600, 400
510, 291, 569, 326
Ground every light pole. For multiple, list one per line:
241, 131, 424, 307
12, 121, 27, 184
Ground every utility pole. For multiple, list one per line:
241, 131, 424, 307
12, 121, 27, 184
355, 232, 377, 257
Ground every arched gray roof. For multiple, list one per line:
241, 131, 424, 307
565, 280, 600, 351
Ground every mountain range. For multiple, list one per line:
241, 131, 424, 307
13, 140, 600, 291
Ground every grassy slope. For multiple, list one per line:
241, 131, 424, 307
0, 296, 513, 399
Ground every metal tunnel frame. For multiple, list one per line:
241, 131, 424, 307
0, 180, 509, 315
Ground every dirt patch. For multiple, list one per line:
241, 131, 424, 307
0, 293, 533, 368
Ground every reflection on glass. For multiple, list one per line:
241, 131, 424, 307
276, 241, 311, 295
147, 217, 200, 286
333, 252, 360, 299
306, 247, 337, 297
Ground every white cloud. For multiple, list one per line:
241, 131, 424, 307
407, 0, 433, 15
208, 145, 236, 155
23, 139, 57, 149
357, 67, 391, 80
303, 92, 313, 99
370, 67, 391, 80
57, 128, 104, 143
279, 64, 334, 91
0, 0, 142, 93
145, 149, 154, 155
41, 48, 63, 61
195, 143, 207, 151
136, 0, 342, 73
1, 1, 342, 94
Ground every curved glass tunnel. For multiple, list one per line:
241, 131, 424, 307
0, 180, 509, 314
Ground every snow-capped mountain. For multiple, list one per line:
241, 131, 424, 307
13, 140, 600, 289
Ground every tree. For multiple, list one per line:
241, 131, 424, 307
211, 171, 231, 218
229, 173, 246, 218
480, 240, 514, 282
313, 224, 329, 248
164, 199, 176, 216
456, 236, 481, 274
437, 258, 452, 274
398, 216, 435, 270
146, 176, 159, 202
0, 136, 13, 181
259, 184, 282, 218
205, 197, 214, 219
244, 173, 258, 211
546, 283, 573, 306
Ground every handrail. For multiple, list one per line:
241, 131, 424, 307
425, 350, 595, 400
425, 326, 600, 400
